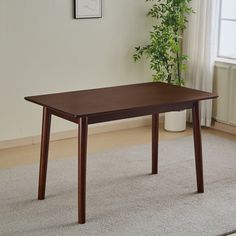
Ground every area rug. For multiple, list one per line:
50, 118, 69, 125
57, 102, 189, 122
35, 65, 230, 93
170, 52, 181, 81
1, 133, 236, 236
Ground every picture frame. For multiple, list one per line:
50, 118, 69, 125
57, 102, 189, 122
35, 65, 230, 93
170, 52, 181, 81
74, 0, 102, 19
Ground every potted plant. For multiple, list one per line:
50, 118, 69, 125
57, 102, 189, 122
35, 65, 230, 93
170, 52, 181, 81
133, 0, 194, 132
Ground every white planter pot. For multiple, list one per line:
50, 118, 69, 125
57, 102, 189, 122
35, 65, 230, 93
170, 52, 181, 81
164, 110, 187, 132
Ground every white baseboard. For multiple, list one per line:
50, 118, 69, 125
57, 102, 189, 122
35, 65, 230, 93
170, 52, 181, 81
211, 120, 236, 136
0, 116, 157, 150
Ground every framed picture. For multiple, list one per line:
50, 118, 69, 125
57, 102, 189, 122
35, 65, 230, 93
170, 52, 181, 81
74, 0, 102, 19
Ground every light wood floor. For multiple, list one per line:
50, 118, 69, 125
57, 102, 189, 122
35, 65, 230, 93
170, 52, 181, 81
0, 125, 235, 169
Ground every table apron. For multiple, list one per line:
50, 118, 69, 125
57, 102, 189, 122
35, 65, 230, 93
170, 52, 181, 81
88, 102, 193, 124
46, 102, 194, 125
48, 108, 79, 124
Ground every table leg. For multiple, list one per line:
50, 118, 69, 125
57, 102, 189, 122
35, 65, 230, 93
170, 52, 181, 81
152, 114, 159, 174
78, 117, 88, 224
192, 102, 204, 193
38, 107, 51, 200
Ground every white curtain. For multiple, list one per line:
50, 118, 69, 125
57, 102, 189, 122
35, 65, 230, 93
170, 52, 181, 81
183, 0, 219, 127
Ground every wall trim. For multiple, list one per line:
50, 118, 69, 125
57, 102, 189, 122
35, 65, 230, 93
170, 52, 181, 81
211, 120, 236, 136
0, 116, 163, 150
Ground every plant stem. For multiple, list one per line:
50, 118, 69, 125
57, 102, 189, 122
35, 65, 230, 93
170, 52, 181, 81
177, 51, 181, 85
167, 73, 171, 84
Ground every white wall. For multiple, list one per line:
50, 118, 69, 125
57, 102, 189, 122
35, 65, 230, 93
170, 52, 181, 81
0, 0, 152, 142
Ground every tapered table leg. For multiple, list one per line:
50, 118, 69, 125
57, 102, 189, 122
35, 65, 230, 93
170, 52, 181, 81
192, 102, 204, 193
78, 117, 88, 224
152, 114, 159, 174
38, 107, 51, 200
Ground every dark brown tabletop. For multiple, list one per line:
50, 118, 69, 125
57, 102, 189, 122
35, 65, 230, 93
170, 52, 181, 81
25, 82, 217, 119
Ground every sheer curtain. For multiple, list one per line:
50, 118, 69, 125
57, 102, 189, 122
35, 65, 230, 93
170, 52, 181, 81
183, 0, 219, 127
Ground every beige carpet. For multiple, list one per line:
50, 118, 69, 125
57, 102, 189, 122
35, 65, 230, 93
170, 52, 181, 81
0, 133, 236, 236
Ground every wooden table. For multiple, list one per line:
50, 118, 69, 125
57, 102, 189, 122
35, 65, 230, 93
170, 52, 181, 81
25, 82, 217, 224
